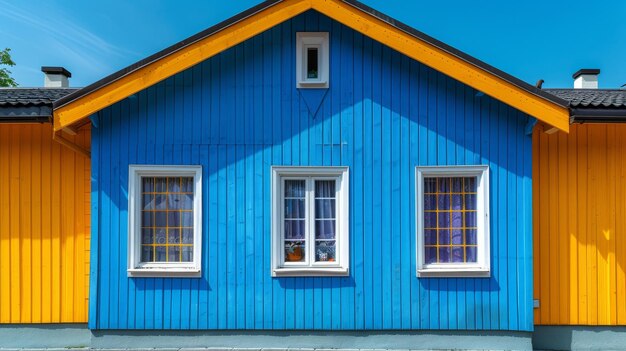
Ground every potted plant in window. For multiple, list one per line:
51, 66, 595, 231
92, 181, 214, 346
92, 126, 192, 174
286, 241, 303, 262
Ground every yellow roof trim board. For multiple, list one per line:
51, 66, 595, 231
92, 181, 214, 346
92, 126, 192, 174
53, 0, 570, 133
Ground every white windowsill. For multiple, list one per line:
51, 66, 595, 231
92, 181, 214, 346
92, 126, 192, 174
127, 267, 201, 278
272, 267, 349, 277
417, 267, 490, 278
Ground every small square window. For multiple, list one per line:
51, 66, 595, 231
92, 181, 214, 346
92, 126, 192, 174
271, 166, 349, 276
128, 165, 202, 277
296, 32, 329, 88
416, 165, 490, 277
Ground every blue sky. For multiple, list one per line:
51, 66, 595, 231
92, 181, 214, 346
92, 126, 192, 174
1, 0, 625, 89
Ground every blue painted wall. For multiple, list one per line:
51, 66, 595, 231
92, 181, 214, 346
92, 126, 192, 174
89, 10, 534, 331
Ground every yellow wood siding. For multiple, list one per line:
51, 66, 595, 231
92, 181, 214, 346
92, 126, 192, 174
533, 124, 626, 325
0, 123, 90, 323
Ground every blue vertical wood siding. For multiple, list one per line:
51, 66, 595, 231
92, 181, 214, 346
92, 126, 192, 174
90, 10, 534, 331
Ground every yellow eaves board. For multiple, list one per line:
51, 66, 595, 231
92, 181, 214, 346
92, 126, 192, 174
54, 0, 569, 133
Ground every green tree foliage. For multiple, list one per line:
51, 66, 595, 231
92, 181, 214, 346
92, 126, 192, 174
0, 48, 18, 87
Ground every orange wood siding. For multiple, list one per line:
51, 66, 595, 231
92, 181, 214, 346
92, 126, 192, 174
0, 123, 90, 323
533, 123, 626, 325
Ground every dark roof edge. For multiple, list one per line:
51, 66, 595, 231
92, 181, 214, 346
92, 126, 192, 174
572, 69, 600, 79
571, 108, 626, 123
54, 0, 570, 111
53, 0, 283, 109
42, 66, 72, 78
0, 115, 51, 123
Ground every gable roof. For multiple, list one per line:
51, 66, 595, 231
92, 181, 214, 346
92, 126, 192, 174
545, 89, 626, 123
53, 0, 570, 132
0, 87, 79, 122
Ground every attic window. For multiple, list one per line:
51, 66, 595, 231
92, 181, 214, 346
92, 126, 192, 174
296, 32, 329, 88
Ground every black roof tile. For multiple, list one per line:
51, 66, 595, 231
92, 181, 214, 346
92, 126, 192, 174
544, 89, 626, 109
0, 88, 79, 106
0, 88, 79, 122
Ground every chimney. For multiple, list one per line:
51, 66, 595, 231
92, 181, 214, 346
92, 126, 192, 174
41, 66, 72, 88
573, 68, 600, 89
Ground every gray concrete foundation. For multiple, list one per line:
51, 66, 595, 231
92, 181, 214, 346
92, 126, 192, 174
0, 325, 532, 350
533, 325, 626, 350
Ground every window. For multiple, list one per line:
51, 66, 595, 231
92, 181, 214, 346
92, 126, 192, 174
296, 32, 329, 88
128, 165, 202, 277
415, 165, 490, 277
271, 166, 349, 276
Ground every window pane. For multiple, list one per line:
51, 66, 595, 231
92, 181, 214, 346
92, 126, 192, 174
315, 219, 335, 239
142, 194, 154, 210
155, 246, 167, 261
168, 211, 181, 227
168, 193, 193, 210
424, 229, 437, 245
466, 246, 477, 263
141, 228, 153, 244
182, 212, 194, 227
465, 194, 477, 210
451, 229, 463, 245
438, 229, 450, 245
465, 212, 477, 227
464, 177, 477, 192
424, 212, 437, 228
307, 47, 319, 79
181, 246, 193, 262
138, 175, 196, 263
285, 241, 305, 262
168, 228, 180, 244
315, 180, 335, 198
181, 177, 194, 193
141, 246, 153, 262
285, 220, 305, 239
451, 211, 463, 228
451, 177, 463, 192
437, 193, 450, 209
168, 246, 180, 262
182, 228, 194, 244
422, 175, 480, 265
466, 229, 477, 245
424, 178, 437, 193
284, 199, 305, 219
285, 180, 305, 197
315, 199, 335, 219
425, 247, 437, 264
155, 228, 166, 245
155, 177, 167, 192
142, 177, 154, 193
155, 194, 167, 210
438, 247, 450, 263
154, 211, 167, 227
452, 247, 464, 263
315, 240, 335, 262
142, 211, 153, 226
424, 194, 437, 210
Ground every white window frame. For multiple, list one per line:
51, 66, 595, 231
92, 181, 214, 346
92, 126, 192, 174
127, 165, 202, 277
296, 32, 329, 88
415, 165, 490, 278
271, 166, 349, 277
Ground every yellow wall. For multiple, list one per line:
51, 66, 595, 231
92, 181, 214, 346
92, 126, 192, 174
0, 123, 90, 323
533, 124, 626, 325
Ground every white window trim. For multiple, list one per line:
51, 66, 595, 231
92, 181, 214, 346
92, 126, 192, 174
271, 166, 349, 277
415, 165, 490, 278
127, 165, 202, 278
296, 32, 329, 89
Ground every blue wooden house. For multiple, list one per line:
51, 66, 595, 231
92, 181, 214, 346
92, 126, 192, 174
51, 0, 570, 349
